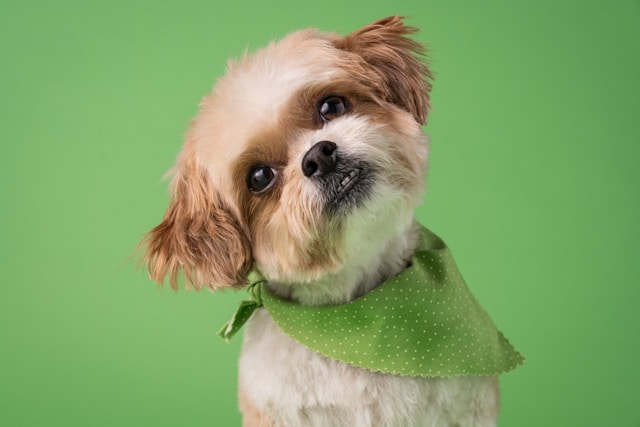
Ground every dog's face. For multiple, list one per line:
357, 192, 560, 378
143, 17, 433, 290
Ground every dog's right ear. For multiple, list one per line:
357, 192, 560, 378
334, 16, 433, 125
141, 158, 252, 291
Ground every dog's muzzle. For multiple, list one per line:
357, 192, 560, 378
302, 140, 373, 214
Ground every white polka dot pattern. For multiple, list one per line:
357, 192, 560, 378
261, 226, 525, 378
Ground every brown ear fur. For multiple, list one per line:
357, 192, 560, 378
142, 159, 252, 290
334, 16, 433, 124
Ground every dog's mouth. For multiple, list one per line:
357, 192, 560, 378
337, 167, 364, 197
326, 163, 372, 214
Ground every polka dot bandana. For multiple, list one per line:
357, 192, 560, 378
219, 226, 525, 378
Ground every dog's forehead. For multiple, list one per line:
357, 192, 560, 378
226, 30, 343, 105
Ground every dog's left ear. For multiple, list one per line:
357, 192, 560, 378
334, 16, 433, 124
141, 156, 252, 291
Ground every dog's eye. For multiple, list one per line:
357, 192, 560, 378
247, 165, 276, 193
318, 96, 347, 121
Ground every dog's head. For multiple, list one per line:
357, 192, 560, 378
142, 16, 433, 291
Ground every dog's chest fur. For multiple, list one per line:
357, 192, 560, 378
239, 309, 499, 427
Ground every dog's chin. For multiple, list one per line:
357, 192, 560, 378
262, 213, 420, 305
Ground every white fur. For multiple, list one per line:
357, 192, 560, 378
240, 309, 499, 427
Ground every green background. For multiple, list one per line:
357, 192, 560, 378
1, 0, 638, 425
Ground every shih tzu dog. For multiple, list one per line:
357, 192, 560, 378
141, 16, 522, 427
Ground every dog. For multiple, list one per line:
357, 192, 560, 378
141, 16, 522, 427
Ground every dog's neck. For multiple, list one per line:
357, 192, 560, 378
266, 221, 420, 306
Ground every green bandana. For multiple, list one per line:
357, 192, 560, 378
219, 226, 524, 378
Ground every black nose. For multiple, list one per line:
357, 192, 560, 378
302, 141, 338, 178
